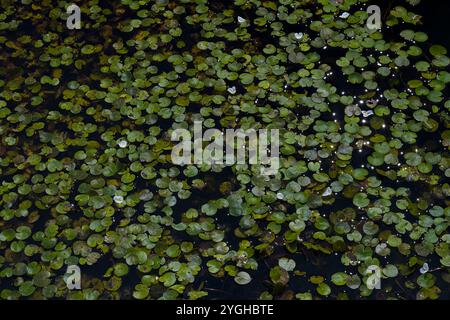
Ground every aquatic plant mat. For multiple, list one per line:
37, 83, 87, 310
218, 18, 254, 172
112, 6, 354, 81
0, 0, 449, 300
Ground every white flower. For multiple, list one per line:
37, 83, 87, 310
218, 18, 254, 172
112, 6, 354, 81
294, 32, 304, 40
362, 110, 374, 118
339, 12, 350, 19
276, 192, 284, 200
420, 263, 429, 274
118, 140, 128, 148
227, 86, 236, 94
322, 187, 332, 197
113, 195, 124, 204
238, 16, 246, 23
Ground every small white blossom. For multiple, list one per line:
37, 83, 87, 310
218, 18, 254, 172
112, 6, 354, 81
294, 32, 304, 40
227, 86, 236, 94
339, 12, 350, 19
420, 263, 429, 274
118, 140, 128, 148
362, 110, 374, 118
113, 195, 124, 204
322, 187, 332, 197
276, 192, 284, 200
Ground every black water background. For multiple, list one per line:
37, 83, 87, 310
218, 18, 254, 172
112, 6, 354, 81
1, 0, 449, 300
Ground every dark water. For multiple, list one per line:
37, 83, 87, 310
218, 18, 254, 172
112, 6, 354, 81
416, 1, 450, 49
2, 0, 448, 300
